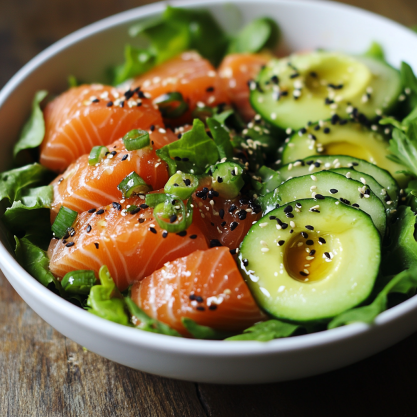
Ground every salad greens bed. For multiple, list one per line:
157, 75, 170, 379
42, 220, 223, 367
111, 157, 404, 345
3, 6, 417, 341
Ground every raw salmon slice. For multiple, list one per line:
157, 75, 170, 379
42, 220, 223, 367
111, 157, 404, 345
50, 138, 169, 221
48, 198, 208, 291
131, 52, 229, 126
191, 179, 263, 250
40, 84, 176, 172
218, 53, 270, 122
131, 247, 265, 336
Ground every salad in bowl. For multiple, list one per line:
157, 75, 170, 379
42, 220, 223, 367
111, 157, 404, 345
2, 0, 417, 383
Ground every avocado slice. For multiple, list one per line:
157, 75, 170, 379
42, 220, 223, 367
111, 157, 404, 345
281, 120, 407, 186
258, 171, 386, 237
250, 51, 402, 130
239, 198, 381, 323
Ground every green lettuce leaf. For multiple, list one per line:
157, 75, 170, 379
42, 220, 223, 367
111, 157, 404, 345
157, 118, 219, 174
387, 124, 417, 176
206, 118, 234, 160
228, 17, 280, 54
181, 317, 233, 340
363, 41, 385, 61
86, 265, 131, 325
13, 91, 48, 164
125, 296, 181, 337
226, 320, 300, 342
328, 267, 417, 329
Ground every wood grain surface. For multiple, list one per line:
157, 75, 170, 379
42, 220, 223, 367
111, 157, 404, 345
1, 0, 417, 416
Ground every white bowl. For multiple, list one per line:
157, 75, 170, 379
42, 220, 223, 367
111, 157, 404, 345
1, 0, 417, 384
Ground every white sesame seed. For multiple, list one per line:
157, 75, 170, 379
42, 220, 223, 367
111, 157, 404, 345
290, 221, 295, 228
399, 94, 406, 101
310, 186, 317, 191
261, 247, 270, 253
297, 242, 303, 247
303, 269, 310, 275
271, 113, 277, 120
346, 172, 351, 179
360, 178, 366, 185
311, 175, 317, 181
259, 222, 268, 228
306, 256, 315, 261
364, 194, 370, 198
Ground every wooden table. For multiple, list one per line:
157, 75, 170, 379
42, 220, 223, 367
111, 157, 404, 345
1, 0, 417, 415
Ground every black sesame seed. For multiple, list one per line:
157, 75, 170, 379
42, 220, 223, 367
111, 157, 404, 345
174, 156, 181, 161
228, 204, 237, 213
112, 202, 122, 211
230, 221, 239, 231
162, 231, 168, 238
219, 209, 225, 219
206, 86, 215, 92
62, 239, 67, 244
221, 221, 226, 227
329, 189, 338, 194
306, 160, 314, 165
295, 203, 302, 208
189, 294, 196, 301
170, 214, 178, 223
314, 125, 321, 131
106, 101, 113, 107
301, 232, 308, 239
318, 237, 326, 244
196, 306, 205, 311
309, 250, 316, 256
119, 101, 125, 108
281, 223, 288, 230
183, 178, 191, 186
284, 205, 293, 213
189, 234, 197, 240
299, 127, 307, 134
217, 176, 223, 183
140, 204, 149, 209
352, 162, 359, 166
290, 72, 300, 79
306, 239, 314, 246
96, 209, 105, 215
94, 242, 99, 249
271, 75, 279, 84
149, 227, 157, 234
286, 212, 294, 218
325, 98, 334, 105
323, 127, 331, 134
306, 225, 314, 230
238, 210, 247, 220
365, 188, 371, 195
352, 203, 360, 208
130, 207, 141, 215
243, 259, 249, 267
139, 218, 145, 223
331, 114, 340, 124
230, 248, 237, 255
310, 209, 320, 213
340, 198, 351, 205
88, 208, 96, 213
278, 240, 285, 246
177, 230, 187, 237
210, 239, 222, 248
121, 154, 129, 161
314, 162, 321, 168
324, 252, 331, 259
86, 224, 92, 233
310, 71, 318, 78
269, 215, 277, 220
66, 242, 74, 247
315, 194, 325, 200
209, 305, 217, 311
196, 296, 204, 303
300, 271, 308, 277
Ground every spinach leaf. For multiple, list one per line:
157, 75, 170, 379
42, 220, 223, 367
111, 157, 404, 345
228, 17, 280, 54
86, 265, 131, 326
386, 124, 417, 176
181, 317, 233, 340
112, 45, 156, 85
157, 118, 219, 174
363, 41, 385, 61
13, 91, 48, 164
15, 236, 57, 288
206, 118, 234, 160
226, 320, 300, 341
125, 296, 181, 337
328, 267, 417, 329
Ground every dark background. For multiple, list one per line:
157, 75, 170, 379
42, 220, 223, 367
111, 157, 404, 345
1, 0, 417, 416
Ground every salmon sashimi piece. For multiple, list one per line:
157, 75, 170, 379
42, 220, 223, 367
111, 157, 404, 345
218, 53, 270, 122
131, 52, 230, 126
131, 247, 265, 336
50, 138, 169, 221
48, 199, 208, 291
40, 84, 174, 172
191, 180, 263, 250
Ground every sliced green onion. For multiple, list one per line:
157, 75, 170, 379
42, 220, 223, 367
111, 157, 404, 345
88, 146, 109, 165
145, 193, 193, 233
208, 162, 245, 199
164, 172, 199, 199
156, 148, 177, 176
154, 92, 188, 118
122, 129, 150, 151
117, 171, 152, 198
61, 270, 97, 295
52, 206, 78, 239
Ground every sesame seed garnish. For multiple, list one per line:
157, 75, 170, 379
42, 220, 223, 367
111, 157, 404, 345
297, 242, 303, 247
243, 259, 249, 267
306, 239, 314, 245
324, 252, 331, 259
149, 227, 157, 234
96, 209, 105, 215
311, 175, 317, 181
94, 243, 99, 249
345, 172, 351, 179
112, 202, 122, 211
259, 222, 268, 228
290, 221, 295, 228
305, 225, 314, 230
306, 256, 315, 261
86, 224, 92, 233
318, 237, 326, 244
278, 240, 285, 246
301, 231, 309, 239
88, 208, 96, 213
210, 239, 222, 248
300, 271, 308, 277
329, 189, 338, 194
66, 242, 74, 247
261, 247, 270, 253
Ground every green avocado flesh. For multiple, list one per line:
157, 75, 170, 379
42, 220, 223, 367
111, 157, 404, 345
250, 51, 402, 130
275, 154, 399, 206
280, 121, 407, 186
239, 198, 381, 323
258, 171, 386, 237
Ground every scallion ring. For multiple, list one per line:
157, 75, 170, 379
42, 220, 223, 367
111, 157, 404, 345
88, 146, 109, 165
52, 206, 78, 239
164, 172, 199, 200
117, 171, 152, 198
122, 129, 150, 151
153, 92, 189, 118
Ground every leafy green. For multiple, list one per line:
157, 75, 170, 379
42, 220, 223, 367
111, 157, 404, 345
15, 236, 58, 288
181, 318, 233, 340
363, 41, 385, 61
400, 61, 417, 114
207, 118, 234, 160
155, 148, 177, 176
86, 266, 131, 325
228, 17, 280, 54
157, 119, 219, 174
386, 125, 417, 176
125, 296, 181, 337
329, 267, 417, 329
226, 320, 300, 342
13, 91, 48, 164
61, 270, 98, 295
112, 45, 156, 85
